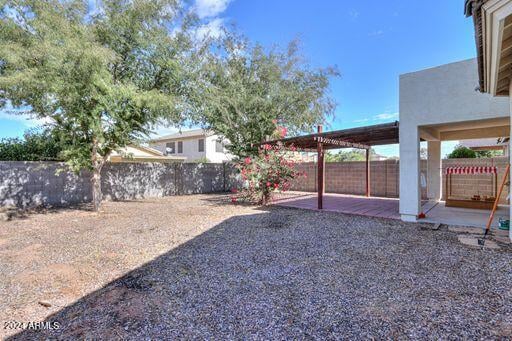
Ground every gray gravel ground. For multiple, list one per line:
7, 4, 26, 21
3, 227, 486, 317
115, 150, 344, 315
1, 194, 511, 340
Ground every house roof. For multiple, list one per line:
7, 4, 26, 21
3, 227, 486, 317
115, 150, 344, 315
264, 121, 399, 151
460, 137, 507, 150
465, 0, 489, 92
151, 129, 212, 142
110, 145, 164, 157
134, 145, 165, 156
108, 145, 186, 163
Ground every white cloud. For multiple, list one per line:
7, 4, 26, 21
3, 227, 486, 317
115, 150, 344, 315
353, 118, 370, 123
349, 9, 359, 20
194, 0, 232, 19
149, 126, 177, 138
368, 30, 384, 37
195, 18, 225, 40
374, 112, 398, 120
353, 112, 398, 124
0, 110, 50, 128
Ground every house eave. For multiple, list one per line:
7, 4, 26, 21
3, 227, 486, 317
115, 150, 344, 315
465, 0, 489, 93
467, 0, 512, 96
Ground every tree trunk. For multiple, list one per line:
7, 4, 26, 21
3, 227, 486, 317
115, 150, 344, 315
92, 166, 102, 211
91, 138, 105, 211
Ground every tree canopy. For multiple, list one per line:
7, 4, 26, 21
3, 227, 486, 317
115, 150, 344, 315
0, 1, 340, 208
326, 149, 376, 162
447, 145, 477, 159
447, 145, 503, 159
0, 0, 200, 209
194, 33, 339, 158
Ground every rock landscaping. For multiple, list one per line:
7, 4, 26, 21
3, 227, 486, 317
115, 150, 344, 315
0, 194, 510, 339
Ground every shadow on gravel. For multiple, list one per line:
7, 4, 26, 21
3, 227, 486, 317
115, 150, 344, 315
9, 207, 512, 340
1, 203, 95, 221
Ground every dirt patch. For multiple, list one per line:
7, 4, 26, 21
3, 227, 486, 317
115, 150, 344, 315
2, 243, 44, 265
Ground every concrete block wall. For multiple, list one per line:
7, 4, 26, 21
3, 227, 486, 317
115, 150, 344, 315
102, 163, 178, 201
290, 162, 317, 192
441, 157, 508, 204
0, 162, 92, 207
0, 161, 239, 208
292, 160, 404, 198
1, 157, 507, 208
292, 158, 507, 202
179, 163, 226, 195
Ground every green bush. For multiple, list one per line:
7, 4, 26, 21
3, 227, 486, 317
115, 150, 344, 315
447, 145, 477, 159
0, 129, 63, 161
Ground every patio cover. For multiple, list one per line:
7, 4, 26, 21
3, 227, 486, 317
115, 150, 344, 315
264, 121, 400, 209
265, 121, 399, 150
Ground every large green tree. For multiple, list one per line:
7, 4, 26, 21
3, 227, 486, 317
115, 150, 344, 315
447, 145, 477, 159
195, 33, 339, 158
0, 0, 197, 210
0, 128, 63, 161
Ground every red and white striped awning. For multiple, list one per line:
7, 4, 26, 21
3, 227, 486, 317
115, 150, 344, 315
445, 166, 498, 175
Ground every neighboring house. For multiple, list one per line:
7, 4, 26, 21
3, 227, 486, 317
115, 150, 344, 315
460, 138, 509, 156
108, 145, 185, 163
150, 129, 232, 163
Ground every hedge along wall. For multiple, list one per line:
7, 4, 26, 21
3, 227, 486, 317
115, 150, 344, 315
0, 161, 241, 208
291, 157, 508, 203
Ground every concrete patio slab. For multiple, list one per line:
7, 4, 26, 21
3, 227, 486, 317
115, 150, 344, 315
422, 202, 509, 229
457, 235, 501, 250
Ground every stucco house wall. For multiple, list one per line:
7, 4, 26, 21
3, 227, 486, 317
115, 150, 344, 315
205, 135, 231, 163
399, 58, 510, 221
399, 59, 509, 127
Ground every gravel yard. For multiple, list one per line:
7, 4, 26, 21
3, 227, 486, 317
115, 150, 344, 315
0, 194, 511, 339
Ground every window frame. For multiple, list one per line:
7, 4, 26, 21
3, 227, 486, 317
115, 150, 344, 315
215, 140, 224, 153
165, 142, 176, 154
198, 138, 205, 152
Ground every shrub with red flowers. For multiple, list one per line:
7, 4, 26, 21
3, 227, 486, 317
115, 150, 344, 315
231, 142, 304, 205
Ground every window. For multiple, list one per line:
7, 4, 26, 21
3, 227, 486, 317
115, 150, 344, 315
177, 141, 183, 154
165, 142, 175, 154
215, 140, 224, 153
198, 138, 205, 152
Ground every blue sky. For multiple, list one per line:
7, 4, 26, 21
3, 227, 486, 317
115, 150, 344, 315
0, 0, 476, 156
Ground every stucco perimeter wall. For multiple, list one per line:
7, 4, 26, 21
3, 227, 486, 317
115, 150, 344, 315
0, 162, 240, 208
291, 158, 508, 203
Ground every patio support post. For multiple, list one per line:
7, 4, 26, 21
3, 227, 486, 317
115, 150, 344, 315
317, 125, 324, 210
399, 125, 421, 222
366, 148, 371, 197
509, 81, 512, 240
427, 141, 442, 201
